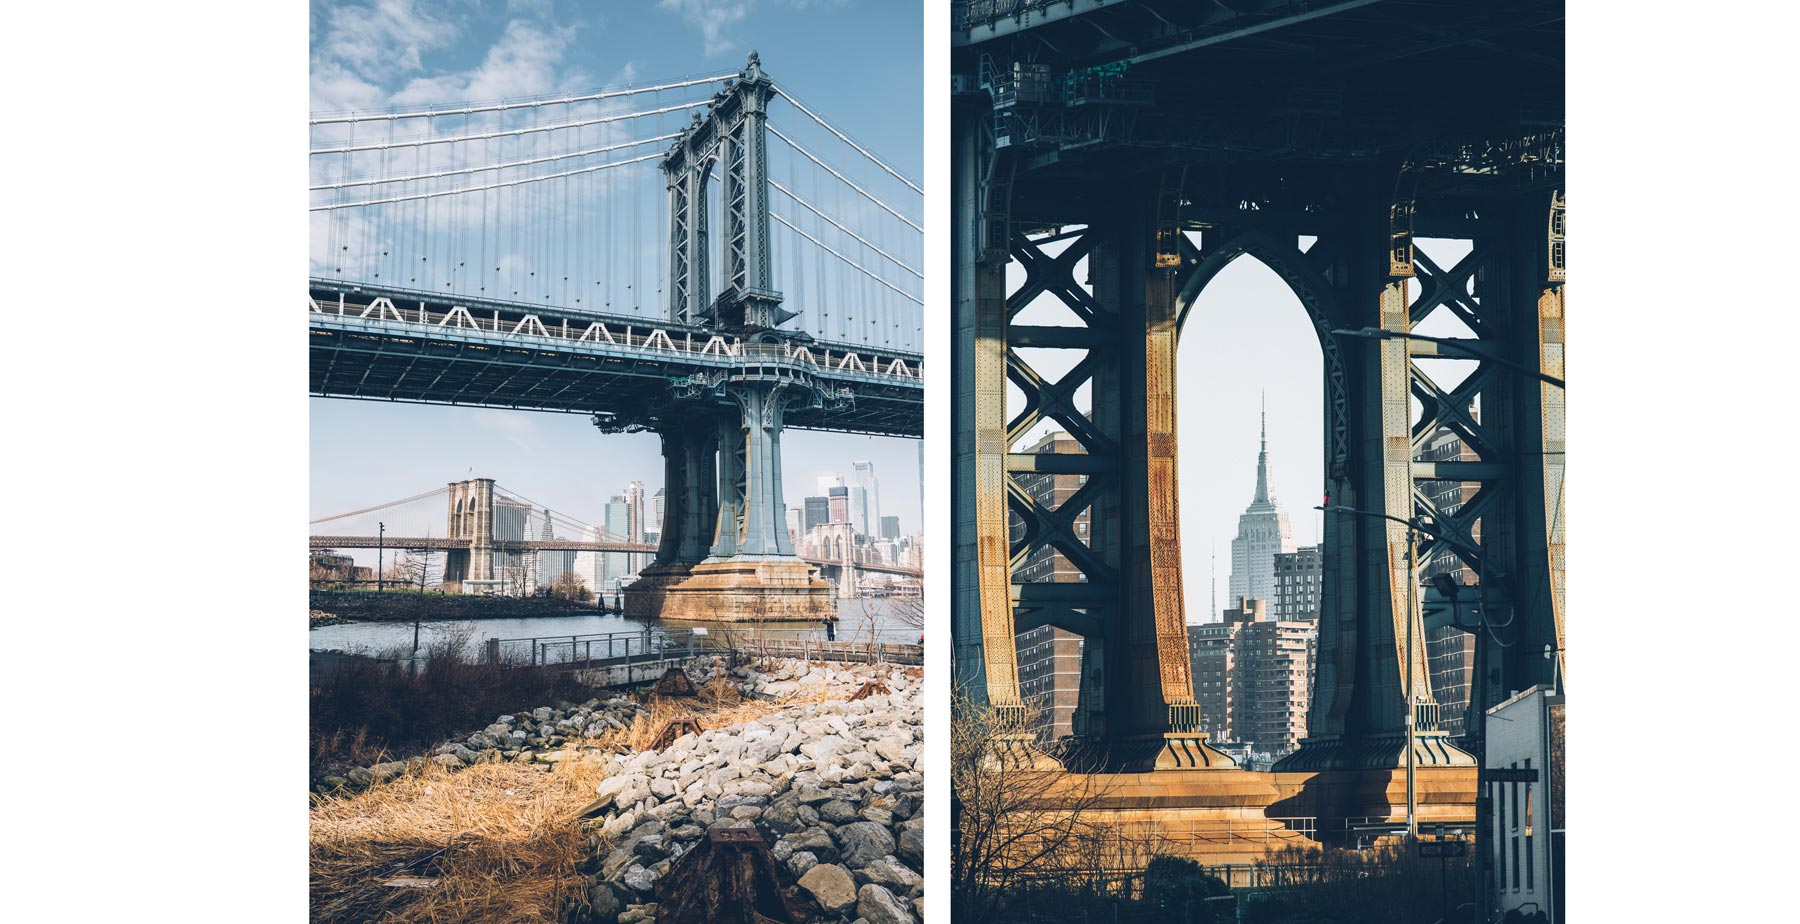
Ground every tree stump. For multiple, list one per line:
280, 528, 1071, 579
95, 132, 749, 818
653, 826, 798, 924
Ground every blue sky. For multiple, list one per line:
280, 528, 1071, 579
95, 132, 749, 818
309, 0, 923, 547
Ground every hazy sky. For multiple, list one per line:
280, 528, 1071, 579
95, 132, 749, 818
308, 1, 923, 553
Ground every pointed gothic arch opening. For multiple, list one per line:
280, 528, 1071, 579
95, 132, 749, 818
1173, 233, 1329, 628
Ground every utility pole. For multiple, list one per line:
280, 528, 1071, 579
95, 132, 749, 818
1406, 520, 1418, 840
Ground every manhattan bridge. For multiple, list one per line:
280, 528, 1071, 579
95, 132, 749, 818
951, 0, 1565, 865
310, 52, 923, 621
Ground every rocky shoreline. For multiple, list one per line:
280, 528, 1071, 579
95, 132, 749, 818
317, 658, 922, 924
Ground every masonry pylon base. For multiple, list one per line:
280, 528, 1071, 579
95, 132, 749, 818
1271, 732, 1477, 772
985, 733, 1064, 771
651, 555, 834, 622
621, 563, 697, 620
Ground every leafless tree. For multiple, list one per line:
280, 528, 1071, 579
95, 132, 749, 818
550, 571, 593, 603
952, 692, 1124, 921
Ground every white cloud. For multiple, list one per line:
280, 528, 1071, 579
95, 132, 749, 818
312, 0, 463, 89
658, 0, 750, 57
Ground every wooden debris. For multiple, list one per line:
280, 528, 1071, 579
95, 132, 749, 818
849, 677, 891, 701
653, 825, 798, 924
654, 667, 698, 697
649, 716, 704, 751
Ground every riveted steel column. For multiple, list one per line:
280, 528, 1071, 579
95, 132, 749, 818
1494, 190, 1567, 693
1139, 209, 1203, 739
1084, 190, 1211, 764
687, 163, 711, 326
951, 105, 1022, 714
733, 383, 796, 556
668, 173, 690, 323
680, 419, 718, 564
709, 416, 746, 559
653, 426, 688, 567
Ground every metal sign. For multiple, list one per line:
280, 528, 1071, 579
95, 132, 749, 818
1418, 840, 1468, 858
1482, 767, 1540, 783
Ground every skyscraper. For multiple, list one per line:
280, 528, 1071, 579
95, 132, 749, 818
880, 515, 901, 541
627, 480, 647, 573
828, 486, 849, 524
851, 460, 880, 538
604, 495, 632, 588
1228, 406, 1297, 605
803, 496, 830, 532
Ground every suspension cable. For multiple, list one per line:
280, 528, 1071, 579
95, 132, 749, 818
770, 180, 922, 279
768, 125, 922, 233
311, 132, 680, 191
309, 487, 449, 525
771, 85, 923, 194
773, 212, 923, 306
311, 152, 662, 210
310, 100, 702, 155
311, 73, 734, 125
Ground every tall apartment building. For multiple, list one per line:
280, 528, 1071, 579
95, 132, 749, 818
492, 498, 532, 592
1009, 430, 1092, 743
1015, 624, 1084, 743
803, 495, 831, 532
1417, 425, 1481, 737
1229, 411, 1297, 605
626, 480, 647, 572
533, 508, 576, 590
1272, 546, 1323, 620
1187, 597, 1317, 763
603, 495, 633, 588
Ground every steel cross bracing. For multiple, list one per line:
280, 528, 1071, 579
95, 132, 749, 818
953, 0, 1564, 776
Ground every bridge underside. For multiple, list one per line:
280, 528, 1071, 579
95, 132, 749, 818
953, 0, 1563, 779
309, 281, 923, 438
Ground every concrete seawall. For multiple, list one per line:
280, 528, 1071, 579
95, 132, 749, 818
309, 590, 608, 622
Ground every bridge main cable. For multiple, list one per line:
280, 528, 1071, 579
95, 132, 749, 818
310, 100, 705, 155
310, 151, 663, 210
773, 212, 924, 305
771, 85, 923, 194
768, 125, 922, 233
770, 180, 922, 279
310, 73, 735, 125
310, 132, 681, 191
308, 486, 449, 525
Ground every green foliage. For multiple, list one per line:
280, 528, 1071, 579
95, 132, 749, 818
1144, 855, 1228, 918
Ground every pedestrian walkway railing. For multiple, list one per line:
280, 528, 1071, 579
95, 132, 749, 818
482, 625, 922, 669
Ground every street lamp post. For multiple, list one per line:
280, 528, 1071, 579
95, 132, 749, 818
1316, 503, 1428, 839
1331, 326, 1566, 389
377, 521, 386, 593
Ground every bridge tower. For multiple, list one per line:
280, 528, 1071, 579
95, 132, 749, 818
952, 3, 1563, 828
612, 52, 836, 623
442, 478, 495, 590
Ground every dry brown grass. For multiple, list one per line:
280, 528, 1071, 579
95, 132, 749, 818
309, 676, 811, 924
311, 758, 609, 924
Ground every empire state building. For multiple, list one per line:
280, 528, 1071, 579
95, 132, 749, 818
1228, 408, 1296, 606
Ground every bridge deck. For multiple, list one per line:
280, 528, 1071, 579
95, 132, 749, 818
309, 281, 923, 437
